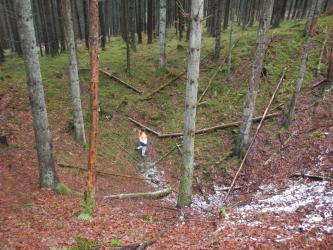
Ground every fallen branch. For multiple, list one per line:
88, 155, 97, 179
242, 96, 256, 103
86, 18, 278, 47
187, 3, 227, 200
225, 68, 286, 200
159, 112, 280, 138
103, 187, 172, 200
144, 71, 186, 99
80, 68, 142, 94
153, 145, 178, 166
58, 162, 150, 181
128, 117, 161, 136
290, 172, 332, 181
311, 79, 327, 89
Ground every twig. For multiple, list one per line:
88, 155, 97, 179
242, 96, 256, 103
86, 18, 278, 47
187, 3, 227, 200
80, 68, 142, 94
225, 68, 286, 200
103, 187, 172, 200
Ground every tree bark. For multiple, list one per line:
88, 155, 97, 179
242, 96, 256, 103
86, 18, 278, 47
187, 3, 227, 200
158, 0, 167, 69
99, 0, 106, 50
177, 0, 204, 208
61, 0, 87, 145
75, 0, 86, 40
235, 0, 274, 156
85, 0, 99, 211
213, 0, 224, 60
14, 0, 58, 189
129, 0, 136, 51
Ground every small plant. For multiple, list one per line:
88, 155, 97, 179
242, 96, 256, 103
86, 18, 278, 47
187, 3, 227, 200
146, 215, 154, 224
218, 207, 229, 218
78, 192, 94, 221
56, 183, 72, 195
72, 236, 99, 250
111, 239, 122, 247
57, 216, 65, 229
310, 130, 327, 139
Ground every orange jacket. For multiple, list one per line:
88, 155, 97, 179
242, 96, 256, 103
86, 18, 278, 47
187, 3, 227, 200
139, 131, 147, 144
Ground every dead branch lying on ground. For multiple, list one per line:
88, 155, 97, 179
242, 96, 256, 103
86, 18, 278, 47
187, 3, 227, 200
129, 112, 281, 139
103, 187, 172, 200
311, 79, 328, 89
80, 68, 142, 94
144, 71, 186, 99
58, 162, 152, 181
290, 172, 333, 181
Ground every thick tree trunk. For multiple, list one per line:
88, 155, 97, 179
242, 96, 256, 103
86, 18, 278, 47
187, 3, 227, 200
84, 0, 99, 213
136, 0, 143, 44
14, 0, 58, 189
158, 0, 167, 69
235, 0, 274, 156
177, 0, 204, 208
61, 0, 87, 145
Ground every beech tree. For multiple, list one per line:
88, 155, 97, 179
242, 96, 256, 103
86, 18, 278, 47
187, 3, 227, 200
177, 0, 204, 208
235, 0, 275, 156
158, 0, 167, 69
82, 0, 99, 218
14, 0, 58, 188
61, 0, 87, 145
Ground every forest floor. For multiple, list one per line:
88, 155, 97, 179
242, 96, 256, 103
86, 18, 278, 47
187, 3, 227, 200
1, 16, 333, 249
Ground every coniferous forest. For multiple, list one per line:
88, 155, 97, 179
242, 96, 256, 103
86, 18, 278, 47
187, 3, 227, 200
1, 0, 333, 249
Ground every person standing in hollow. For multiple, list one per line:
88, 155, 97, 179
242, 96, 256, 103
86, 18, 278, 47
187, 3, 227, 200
137, 128, 148, 156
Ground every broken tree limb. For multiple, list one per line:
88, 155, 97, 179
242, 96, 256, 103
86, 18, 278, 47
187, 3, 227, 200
225, 68, 286, 200
103, 187, 172, 200
290, 172, 333, 181
128, 117, 161, 136
58, 162, 151, 181
144, 70, 186, 99
80, 68, 142, 94
311, 79, 327, 89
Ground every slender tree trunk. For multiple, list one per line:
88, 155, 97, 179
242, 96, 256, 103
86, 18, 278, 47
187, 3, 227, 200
227, 17, 234, 80
75, 0, 86, 40
84, 0, 89, 49
235, 0, 274, 156
0, 40, 5, 62
284, 38, 311, 127
147, 0, 153, 44
177, 0, 204, 208
84, 0, 99, 215
129, 0, 136, 51
328, 47, 333, 88
14, 0, 58, 189
213, 0, 224, 60
99, 0, 106, 50
136, 0, 143, 44
61, 0, 87, 145
304, 0, 321, 36
158, 0, 167, 69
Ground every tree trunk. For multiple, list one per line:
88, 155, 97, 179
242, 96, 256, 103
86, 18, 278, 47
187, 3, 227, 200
61, 0, 87, 145
147, 0, 153, 44
99, 0, 106, 50
304, 0, 322, 36
177, 0, 204, 208
136, 0, 143, 44
213, 0, 224, 60
75, 0, 86, 40
235, 0, 274, 156
84, 0, 99, 214
0, 40, 4, 62
14, 0, 58, 188
327, 47, 333, 87
284, 38, 311, 127
158, 0, 167, 69
129, 0, 136, 51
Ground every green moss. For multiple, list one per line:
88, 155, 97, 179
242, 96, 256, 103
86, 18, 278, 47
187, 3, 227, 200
79, 190, 94, 220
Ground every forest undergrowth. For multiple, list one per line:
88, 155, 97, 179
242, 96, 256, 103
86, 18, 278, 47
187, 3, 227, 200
0, 14, 333, 249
